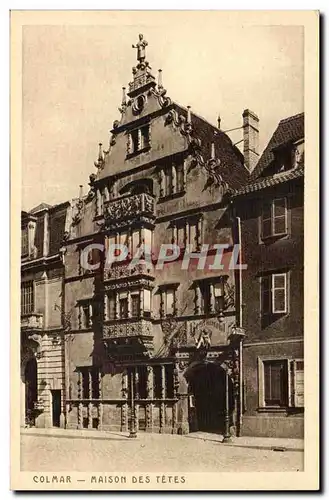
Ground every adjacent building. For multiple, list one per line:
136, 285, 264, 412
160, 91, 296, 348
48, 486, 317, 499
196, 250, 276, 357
233, 112, 304, 437
20, 36, 304, 439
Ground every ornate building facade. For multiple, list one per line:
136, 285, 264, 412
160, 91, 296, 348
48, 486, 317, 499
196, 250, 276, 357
20, 36, 304, 439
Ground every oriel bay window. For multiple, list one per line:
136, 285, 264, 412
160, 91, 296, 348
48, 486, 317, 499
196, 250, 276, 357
259, 358, 304, 409
261, 272, 288, 316
105, 288, 152, 320
106, 226, 153, 258
261, 198, 288, 239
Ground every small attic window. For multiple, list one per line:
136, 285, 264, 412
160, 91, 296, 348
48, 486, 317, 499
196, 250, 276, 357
127, 124, 150, 156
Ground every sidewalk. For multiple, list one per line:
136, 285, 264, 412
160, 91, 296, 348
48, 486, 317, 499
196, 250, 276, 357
21, 426, 304, 452
185, 431, 304, 452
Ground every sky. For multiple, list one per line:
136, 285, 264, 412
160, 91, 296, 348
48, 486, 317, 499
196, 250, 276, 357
22, 17, 304, 211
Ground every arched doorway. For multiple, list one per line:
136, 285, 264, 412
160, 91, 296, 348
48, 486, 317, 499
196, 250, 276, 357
24, 357, 37, 426
186, 362, 234, 434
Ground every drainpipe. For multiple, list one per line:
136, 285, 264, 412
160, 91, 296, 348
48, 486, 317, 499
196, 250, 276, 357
236, 215, 243, 437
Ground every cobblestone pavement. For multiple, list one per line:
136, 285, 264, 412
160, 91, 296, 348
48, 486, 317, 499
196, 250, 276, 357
20, 431, 303, 473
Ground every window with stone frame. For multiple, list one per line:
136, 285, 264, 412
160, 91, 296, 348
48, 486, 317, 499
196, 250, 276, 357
127, 366, 147, 400
171, 219, 199, 250
261, 198, 288, 240
106, 227, 151, 258
79, 367, 100, 399
21, 227, 29, 256
153, 365, 162, 399
159, 286, 178, 318
260, 272, 288, 316
165, 364, 174, 399
160, 160, 185, 199
119, 294, 129, 319
21, 280, 34, 315
78, 300, 93, 329
259, 358, 304, 409
127, 124, 150, 156
131, 293, 140, 318
195, 278, 226, 316
152, 365, 174, 399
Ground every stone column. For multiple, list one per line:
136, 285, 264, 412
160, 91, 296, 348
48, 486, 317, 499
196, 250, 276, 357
104, 294, 108, 322
209, 283, 215, 314
159, 169, 164, 198
139, 290, 144, 318
146, 366, 154, 432
127, 290, 131, 318
172, 164, 177, 194
98, 403, 103, 431
160, 365, 166, 433
88, 370, 93, 429
122, 369, 128, 432
96, 189, 102, 216
43, 211, 49, 257
195, 285, 202, 315
78, 371, 83, 429
88, 303, 93, 328
114, 292, 119, 320
176, 365, 189, 434
182, 161, 187, 191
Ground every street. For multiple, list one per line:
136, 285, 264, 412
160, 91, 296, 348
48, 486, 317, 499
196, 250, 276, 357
20, 430, 303, 473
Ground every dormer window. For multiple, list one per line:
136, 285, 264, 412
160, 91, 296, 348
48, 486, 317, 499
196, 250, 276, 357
127, 124, 150, 156
274, 140, 304, 174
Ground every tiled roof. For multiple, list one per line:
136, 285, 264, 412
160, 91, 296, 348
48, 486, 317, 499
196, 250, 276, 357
232, 167, 304, 197
251, 112, 304, 180
30, 202, 52, 214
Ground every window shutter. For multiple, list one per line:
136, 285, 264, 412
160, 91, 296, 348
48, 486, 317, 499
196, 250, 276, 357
261, 201, 272, 238
293, 360, 304, 407
261, 276, 271, 315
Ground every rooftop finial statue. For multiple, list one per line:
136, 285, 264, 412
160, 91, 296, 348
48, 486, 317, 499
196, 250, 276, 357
132, 34, 148, 63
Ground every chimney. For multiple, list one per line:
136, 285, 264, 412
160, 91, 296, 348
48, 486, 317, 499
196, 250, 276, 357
243, 109, 259, 173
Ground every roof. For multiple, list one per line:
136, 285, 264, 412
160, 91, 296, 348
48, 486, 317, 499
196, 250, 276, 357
173, 103, 249, 191
30, 202, 52, 214
251, 112, 304, 180
232, 167, 304, 197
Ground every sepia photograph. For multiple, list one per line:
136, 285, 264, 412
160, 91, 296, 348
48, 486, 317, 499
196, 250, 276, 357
10, 10, 319, 491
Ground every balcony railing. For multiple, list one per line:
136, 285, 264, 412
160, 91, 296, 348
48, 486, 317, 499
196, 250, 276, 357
103, 319, 152, 339
103, 319, 154, 357
104, 192, 155, 224
21, 312, 43, 330
105, 260, 155, 281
